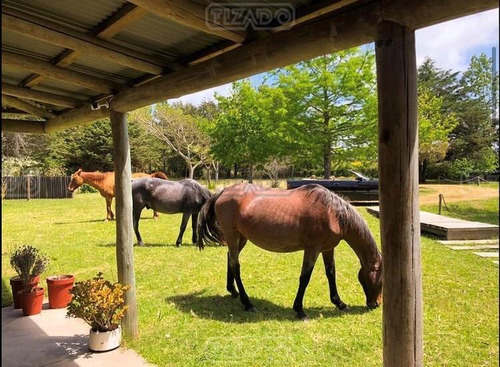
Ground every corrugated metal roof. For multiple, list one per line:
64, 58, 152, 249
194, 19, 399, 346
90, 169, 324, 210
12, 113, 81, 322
1, 30, 65, 61
69, 56, 145, 84
35, 79, 101, 100
113, 12, 224, 60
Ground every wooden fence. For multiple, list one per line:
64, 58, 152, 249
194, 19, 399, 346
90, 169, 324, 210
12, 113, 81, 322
2, 176, 73, 199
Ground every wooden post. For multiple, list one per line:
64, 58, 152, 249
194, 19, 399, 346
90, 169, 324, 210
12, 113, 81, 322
375, 21, 423, 367
110, 110, 138, 339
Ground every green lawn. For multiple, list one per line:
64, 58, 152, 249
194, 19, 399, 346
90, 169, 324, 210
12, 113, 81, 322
2, 192, 498, 366
421, 197, 499, 225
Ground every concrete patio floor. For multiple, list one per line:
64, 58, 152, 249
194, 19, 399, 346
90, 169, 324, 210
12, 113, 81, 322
2, 302, 154, 367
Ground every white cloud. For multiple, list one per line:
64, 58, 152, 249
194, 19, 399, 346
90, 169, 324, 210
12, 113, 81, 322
416, 9, 499, 71
168, 83, 233, 106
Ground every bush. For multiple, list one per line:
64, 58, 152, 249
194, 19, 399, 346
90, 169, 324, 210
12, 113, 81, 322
67, 272, 130, 332
79, 184, 98, 194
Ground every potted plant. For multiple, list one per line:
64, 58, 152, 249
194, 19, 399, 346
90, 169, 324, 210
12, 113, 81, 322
47, 274, 75, 309
67, 272, 130, 352
10, 245, 50, 316
9, 275, 40, 309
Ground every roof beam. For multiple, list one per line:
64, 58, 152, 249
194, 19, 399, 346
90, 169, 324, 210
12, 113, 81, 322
2, 13, 165, 75
2, 95, 56, 119
2, 119, 46, 134
2, 83, 84, 108
128, 0, 246, 43
2, 51, 122, 94
44, 106, 109, 133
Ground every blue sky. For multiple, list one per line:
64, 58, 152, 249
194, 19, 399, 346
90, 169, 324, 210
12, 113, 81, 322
169, 9, 499, 105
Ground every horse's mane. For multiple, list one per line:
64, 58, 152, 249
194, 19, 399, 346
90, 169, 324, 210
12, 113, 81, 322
300, 184, 371, 238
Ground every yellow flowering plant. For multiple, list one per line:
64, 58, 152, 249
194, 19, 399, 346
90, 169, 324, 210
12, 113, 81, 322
67, 272, 130, 332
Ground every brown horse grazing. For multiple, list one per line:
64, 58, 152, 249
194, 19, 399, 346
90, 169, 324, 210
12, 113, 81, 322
67, 169, 168, 221
198, 183, 383, 321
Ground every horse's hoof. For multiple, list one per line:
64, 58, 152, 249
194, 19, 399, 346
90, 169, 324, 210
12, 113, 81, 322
230, 291, 239, 298
175, 243, 181, 247
137, 242, 145, 247
336, 302, 348, 310
299, 315, 310, 322
245, 306, 257, 313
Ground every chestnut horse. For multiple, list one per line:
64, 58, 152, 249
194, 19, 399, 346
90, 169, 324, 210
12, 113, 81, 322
67, 169, 168, 221
198, 183, 383, 320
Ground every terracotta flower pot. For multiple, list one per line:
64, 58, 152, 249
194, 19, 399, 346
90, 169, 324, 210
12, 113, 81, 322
46, 275, 75, 309
18, 287, 44, 316
10, 276, 40, 309
88, 326, 122, 352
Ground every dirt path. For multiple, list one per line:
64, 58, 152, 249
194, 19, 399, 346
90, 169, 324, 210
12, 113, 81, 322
419, 184, 499, 205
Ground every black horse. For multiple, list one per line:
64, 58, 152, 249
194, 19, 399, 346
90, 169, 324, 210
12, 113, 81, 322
132, 178, 211, 247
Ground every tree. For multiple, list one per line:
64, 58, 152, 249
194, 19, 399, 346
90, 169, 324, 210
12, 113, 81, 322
273, 47, 378, 178
417, 85, 458, 182
132, 104, 210, 178
447, 54, 498, 174
210, 81, 282, 182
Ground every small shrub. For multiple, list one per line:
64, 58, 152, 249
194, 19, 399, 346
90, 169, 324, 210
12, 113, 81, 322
67, 272, 130, 332
10, 245, 49, 292
79, 184, 98, 194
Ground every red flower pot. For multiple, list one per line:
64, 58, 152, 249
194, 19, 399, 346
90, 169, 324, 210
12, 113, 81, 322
18, 287, 44, 316
47, 275, 75, 309
10, 276, 40, 309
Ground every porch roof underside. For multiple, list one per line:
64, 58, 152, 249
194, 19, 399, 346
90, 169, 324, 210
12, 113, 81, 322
2, 0, 498, 134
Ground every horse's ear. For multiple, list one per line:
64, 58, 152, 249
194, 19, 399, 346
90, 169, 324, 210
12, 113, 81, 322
76, 168, 82, 175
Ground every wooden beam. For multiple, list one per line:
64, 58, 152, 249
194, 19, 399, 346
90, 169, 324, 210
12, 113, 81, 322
2, 119, 46, 133
272, 0, 359, 32
2, 95, 56, 119
43, 106, 109, 133
2, 13, 164, 75
376, 21, 422, 367
2, 51, 121, 94
2, 83, 84, 108
186, 41, 241, 66
110, 110, 138, 340
93, 3, 148, 39
128, 0, 245, 43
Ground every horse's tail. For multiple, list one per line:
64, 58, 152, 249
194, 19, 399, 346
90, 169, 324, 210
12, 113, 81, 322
151, 171, 168, 180
197, 189, 225, 250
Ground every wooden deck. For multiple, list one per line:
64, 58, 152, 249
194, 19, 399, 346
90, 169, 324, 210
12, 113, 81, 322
367, 207, 499, 240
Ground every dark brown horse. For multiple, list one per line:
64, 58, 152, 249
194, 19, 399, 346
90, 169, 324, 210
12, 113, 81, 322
198, 183, 383, 320
67, 169, 168, 221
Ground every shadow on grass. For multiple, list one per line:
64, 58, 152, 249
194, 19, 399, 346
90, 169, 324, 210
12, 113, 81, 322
99, 242, 198, 248
54, 219, 108, 225
165, 290, 371, 323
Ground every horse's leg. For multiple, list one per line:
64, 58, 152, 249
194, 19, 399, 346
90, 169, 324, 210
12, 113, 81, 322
191, 212, 198, 244
105, 197, 114, 221
226, 236, 247, 298
175, 212, 190, 247
293, 248, 321, 321
228, 237, 255, 312
153, 210, 159, 220
322, 249, 347, 310
133, 205, 145, 246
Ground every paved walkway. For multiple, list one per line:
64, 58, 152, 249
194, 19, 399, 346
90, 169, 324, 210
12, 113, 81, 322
2, 302, 154, 367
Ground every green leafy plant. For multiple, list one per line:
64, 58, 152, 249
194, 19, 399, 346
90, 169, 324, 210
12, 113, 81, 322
10, 245, 49, 292
67, 272, 130, 332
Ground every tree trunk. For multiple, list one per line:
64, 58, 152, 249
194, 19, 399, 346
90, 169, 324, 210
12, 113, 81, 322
419, 159, 428, 183
234, 163, 238, 178
206, 166, 211, 187
323, 138, 332, 179
188, 164, 195, 179
248, 164, 254, 183
214, 162, 219, 181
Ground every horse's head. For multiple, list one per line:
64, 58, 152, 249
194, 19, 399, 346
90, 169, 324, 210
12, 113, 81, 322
68, 168, 83, 192
358, 257, 383, 309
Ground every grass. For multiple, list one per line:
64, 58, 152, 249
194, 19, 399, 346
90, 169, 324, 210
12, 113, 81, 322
2, 188, 499, 366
